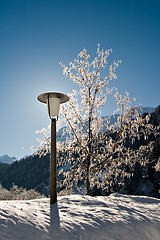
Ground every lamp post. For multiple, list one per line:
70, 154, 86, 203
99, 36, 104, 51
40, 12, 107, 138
37, 92, 69, 204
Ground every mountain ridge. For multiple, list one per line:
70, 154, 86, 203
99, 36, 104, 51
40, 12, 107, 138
0, 155, 16, 164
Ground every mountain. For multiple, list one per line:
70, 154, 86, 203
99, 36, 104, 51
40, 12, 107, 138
57, 107, 155, 142
0, 155, 17, 164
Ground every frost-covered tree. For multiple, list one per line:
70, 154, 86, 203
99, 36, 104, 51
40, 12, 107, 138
0, 184, 45, 200
35, 45, 159, 195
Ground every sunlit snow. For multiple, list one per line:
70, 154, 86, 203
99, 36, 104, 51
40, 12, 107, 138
0, 193, 160, 240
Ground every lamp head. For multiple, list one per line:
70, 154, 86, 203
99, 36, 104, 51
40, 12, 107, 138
37, 92, 69, 119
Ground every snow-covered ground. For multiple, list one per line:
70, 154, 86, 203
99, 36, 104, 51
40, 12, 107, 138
0, 193, 160, 240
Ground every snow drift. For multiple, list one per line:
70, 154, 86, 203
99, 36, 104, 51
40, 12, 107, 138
0, 193, 160, 240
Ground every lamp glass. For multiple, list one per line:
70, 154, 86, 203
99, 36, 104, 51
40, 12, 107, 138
47, 97, 60, 117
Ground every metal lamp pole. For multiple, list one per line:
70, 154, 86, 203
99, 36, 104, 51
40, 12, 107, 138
50, 118, 57, 204
37, 92, 69, 204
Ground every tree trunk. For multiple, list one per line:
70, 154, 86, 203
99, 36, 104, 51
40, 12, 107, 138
86, 155, 90, 195
86, 87, 92, 195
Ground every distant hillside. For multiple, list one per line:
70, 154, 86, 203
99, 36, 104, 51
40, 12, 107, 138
0, 106, 159, 198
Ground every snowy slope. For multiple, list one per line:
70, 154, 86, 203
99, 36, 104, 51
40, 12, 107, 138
0, 194, 160, 240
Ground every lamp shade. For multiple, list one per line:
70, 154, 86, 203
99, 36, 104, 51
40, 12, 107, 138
47, 96, 60, 117
37, 92, 69, 119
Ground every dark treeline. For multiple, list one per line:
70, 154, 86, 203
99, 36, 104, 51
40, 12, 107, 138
0, 154, 50, 196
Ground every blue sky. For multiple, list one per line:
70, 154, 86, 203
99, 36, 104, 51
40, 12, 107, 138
0, 0, 160, 158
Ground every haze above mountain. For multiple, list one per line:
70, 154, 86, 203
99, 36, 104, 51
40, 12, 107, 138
138, 107, 155, 114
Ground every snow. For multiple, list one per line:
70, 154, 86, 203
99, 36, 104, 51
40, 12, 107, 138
0, 193, 160, 240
